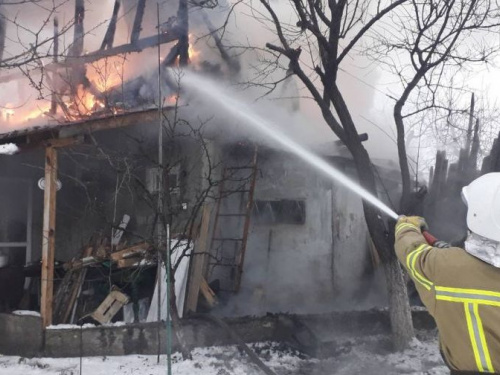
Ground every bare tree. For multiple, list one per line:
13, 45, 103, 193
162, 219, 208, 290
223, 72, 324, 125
366, 0, 500, 210
246, 0, 415, 349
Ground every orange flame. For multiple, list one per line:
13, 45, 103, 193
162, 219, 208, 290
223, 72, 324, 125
67, 85, 105, 119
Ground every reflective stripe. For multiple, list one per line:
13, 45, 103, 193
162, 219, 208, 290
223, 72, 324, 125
395, 222, 419, 236
406, 244, 433, 290
464, 303, 495, 373
475, 304, 495, 373
436, 287, 500, 307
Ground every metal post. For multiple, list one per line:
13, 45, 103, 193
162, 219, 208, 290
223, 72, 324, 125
156, 1, 163, 364
156, 4, 172, 373
166, 223, 172, 375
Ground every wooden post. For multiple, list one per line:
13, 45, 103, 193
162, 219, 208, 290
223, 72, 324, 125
41, 147, 58, 328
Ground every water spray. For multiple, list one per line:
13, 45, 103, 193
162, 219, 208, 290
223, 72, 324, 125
179, 70, 399, 220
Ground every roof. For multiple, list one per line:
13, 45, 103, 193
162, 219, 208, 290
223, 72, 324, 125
0, 107, 169, 147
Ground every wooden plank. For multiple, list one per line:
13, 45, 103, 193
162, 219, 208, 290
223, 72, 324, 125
90, 288, 129, 324
41, 146, 58, 328
110, 242, 150, 261
61, 246, 93, 323
185, 204, 213, 313
116, 258, 140, 268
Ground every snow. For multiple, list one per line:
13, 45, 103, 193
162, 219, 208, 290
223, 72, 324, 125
0, 334, 449, 375
47, 322, 128, 330
0, 143, 19, 155
11, 310, 40, 317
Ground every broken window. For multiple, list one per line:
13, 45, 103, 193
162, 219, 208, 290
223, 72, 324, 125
253, 199, 306, 225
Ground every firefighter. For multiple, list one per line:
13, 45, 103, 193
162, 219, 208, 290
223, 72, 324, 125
395, 172, 500, 374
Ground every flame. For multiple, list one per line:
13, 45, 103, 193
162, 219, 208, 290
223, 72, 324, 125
188, 34, 199, 61
174, 35, 200, 65
87, 56, 124, 92
25, 104, 51, 121
67, 85, 105, 119
2, 108, 15, 121
166, 94, 178, 104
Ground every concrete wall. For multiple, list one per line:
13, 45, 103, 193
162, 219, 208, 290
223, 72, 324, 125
0, 313, 43, 356
214, 151, 382, 317
0, 311, 435, 358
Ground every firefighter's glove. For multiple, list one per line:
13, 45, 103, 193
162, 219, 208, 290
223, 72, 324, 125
397, 215, 428, 233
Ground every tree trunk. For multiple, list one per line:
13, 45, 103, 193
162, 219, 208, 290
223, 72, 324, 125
394, 105, 412, 213
348, 137, 415, 351
384, 255, 414, 350
169, 271, 192, 360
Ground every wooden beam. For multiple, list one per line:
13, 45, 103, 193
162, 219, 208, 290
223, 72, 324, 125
0, 5, 6, 64
41, 146, 58, 328
16, 135, 83, 153
69, 0, 85, 58
177, 0, 189, 66
100, 0, 121, 50
43, 136, 83, 148
59, 108, 163, 137
50, 17, 59, 115
130, 0, 146, 43
185, 204, 213, 313
0, 33, 178, 84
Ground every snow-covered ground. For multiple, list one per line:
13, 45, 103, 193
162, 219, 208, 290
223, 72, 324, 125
0, 334, 448, 375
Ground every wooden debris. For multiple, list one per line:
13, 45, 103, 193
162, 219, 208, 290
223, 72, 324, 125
53, 246, 94, 324
110, 242, 150, 262
200, 277, 217, 307
111, 214, 130, 246
89, 286, 129, 324
116, 258, 140, 269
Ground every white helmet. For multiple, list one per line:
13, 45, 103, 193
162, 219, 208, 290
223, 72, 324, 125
462, 173, 500, 242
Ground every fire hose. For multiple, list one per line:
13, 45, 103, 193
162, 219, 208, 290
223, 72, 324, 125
422, 230, 450, 248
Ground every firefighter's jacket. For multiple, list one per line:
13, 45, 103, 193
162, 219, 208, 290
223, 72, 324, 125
395, 221, 500, 373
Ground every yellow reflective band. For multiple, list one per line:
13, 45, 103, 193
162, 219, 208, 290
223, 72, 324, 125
395, 223, 419, 236
406, 245, 433, 290
465, 303, 484, 372
410, 247, 433, 290
436, 287, 500, 307
464, 303, 495, 373
474, 304, 495, 373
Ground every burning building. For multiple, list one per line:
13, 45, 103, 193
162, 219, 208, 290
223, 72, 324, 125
0, 0, 403, 357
